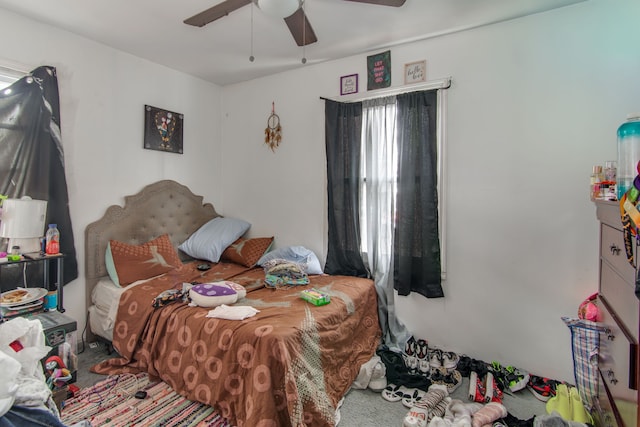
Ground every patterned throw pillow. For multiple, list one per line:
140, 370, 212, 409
109, 234, 182, 286
221, 237, 274, 268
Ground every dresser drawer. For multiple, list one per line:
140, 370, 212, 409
600, 263, 640, 340
599, 296, 638, 396
601, 224, 637, 283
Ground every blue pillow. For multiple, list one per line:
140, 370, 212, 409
257, 245, 323, 275
178, 217, 250, 262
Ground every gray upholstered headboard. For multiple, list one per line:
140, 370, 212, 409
84, 180, 219, 336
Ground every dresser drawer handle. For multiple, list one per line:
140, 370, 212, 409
603, 328, 615, 340
609, 244, 621, 255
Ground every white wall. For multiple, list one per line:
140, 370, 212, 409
221, 0, 640, 382
0, 10, 223, 332
0, 0, 636, 384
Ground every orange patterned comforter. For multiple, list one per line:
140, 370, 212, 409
92, 262, 381, 427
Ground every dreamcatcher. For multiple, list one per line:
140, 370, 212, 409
264, 102, 282, 152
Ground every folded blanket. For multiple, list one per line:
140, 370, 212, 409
206, 304, 260, 320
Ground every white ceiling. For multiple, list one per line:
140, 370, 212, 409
0, 0, 586, 86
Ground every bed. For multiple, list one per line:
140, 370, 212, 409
84, 180, 381, 427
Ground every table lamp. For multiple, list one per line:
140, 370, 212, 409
0, 197, 48, 254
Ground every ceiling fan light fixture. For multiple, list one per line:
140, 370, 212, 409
255, 0, 302, 18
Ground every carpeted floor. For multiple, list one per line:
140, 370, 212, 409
71, 342, 548, 426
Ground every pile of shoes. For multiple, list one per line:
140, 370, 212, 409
371, 336, 573, 427
402, 336, 464, 395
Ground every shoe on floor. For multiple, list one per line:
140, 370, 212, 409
381, 384, 414, 402
429, 348, 443, 370
528, 375, 559, 402
368, 361, 387, 392
504, 365, 529, 393
546, 383, 571, 420
442, 351, 459, 371
402, 388, 426, 408
416, 339, 429, 360
430, 366, 463, 394
569, 386, 592, 424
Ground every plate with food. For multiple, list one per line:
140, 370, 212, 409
0, 287, 48, 307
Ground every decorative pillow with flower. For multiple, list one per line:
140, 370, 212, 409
221, 237, 274, 268
106, 234, 182, 286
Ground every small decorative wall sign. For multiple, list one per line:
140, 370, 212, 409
367, 50, 391, 91
340, 74, 358, 95
264, 102, 282, 152
404, 60, 426, 85
144, 105, 184, 154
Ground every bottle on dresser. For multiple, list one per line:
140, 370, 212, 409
590, 165, 604, 200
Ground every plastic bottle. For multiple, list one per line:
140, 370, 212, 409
590, 165, 603, 200
45, 223, 60, 255
603, 160, 617, 200
616, 113, 640, 200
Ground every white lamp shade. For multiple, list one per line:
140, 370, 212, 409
0, 198, 48, 238
256, 0, 301, 18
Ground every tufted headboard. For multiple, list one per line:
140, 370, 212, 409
84, 180, 219, 333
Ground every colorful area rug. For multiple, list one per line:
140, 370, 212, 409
60, 373, 232, 426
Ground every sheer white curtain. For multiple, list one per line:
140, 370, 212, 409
361, 96, 410, 351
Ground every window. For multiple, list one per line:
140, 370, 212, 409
358, 89, 448, 279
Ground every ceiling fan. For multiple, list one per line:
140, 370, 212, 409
184, 0, 406, 47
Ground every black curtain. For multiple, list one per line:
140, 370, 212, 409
0, 66, 78, 286
324, 100, 369, 277
393, 91, 443, 298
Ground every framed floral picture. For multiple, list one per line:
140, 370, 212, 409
144, 105, 184, 154
340, 74, 358, 95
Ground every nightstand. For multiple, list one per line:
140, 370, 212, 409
0, 253, 65, 316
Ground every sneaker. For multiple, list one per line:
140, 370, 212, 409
416, 339, 429, 360
484, 372, 503, 403
404, 336, 419, 374
527, 375, 559, 402
430, 366, 462, 394
418, 358, 431, 376
441, 351, 459, 371
429, 349, 443, 369
368, 361, 387, 392
405, 336, 417, 357
504, 365, 529, 393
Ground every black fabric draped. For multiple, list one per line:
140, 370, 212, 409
393, 91, 443, 298
324, 100, 369, 277
0, 66, 78, 286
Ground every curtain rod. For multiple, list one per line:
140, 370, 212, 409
320, 77, 451, 103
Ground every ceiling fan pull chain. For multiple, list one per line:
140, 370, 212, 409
249, 2, 256, 62
301, 0, 307, 64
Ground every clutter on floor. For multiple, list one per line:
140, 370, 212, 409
351, 336, 594, 427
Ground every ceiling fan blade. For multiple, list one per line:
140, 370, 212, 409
184, 0, 252, 27
284, 8, 317, 46
343, 0, 406, 6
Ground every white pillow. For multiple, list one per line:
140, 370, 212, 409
257, 245, 323, 275
178, 217, 250, 262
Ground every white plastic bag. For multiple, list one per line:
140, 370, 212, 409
0, 317, 51, 378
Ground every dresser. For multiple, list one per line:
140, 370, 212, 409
594, 200, 639, 427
